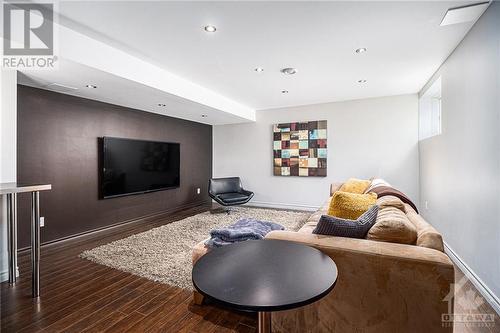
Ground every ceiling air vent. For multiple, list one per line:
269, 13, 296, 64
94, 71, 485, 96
46, 83, 79, 93
440, 2, 490, 26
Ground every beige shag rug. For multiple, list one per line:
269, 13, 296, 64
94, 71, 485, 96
80, 207, 310, 290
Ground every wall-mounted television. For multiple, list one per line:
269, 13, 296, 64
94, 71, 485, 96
100, 137, 180, 199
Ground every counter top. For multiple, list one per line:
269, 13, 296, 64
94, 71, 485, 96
0, 183, 52, 195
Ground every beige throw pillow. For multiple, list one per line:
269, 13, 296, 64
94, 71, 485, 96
367, 206, 417, 245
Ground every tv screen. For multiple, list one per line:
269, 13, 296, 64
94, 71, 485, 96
100, 137, 180, 198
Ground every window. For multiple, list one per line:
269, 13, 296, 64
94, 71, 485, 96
419, 77, 442, 140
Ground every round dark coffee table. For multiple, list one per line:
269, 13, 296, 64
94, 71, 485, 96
192, 239, 338, 333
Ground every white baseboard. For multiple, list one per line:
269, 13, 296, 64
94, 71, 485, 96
0, 266, 20, 283
245, 200, 319, 212
444, 242, 500, 315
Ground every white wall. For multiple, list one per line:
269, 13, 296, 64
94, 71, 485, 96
419, 2, 500, 310
0, 69, 17, 282
214, 94, 419, 210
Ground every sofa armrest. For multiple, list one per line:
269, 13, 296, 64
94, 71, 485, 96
266, 231, 454, 332
330, 182, 344, 196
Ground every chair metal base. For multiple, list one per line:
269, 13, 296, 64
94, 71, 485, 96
258, 312, 271, 333
210, 206, 238, 214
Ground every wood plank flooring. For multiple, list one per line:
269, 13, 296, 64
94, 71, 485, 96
1, 203, 499, 332
453, 269, 500, 333
1, 204, 257, 333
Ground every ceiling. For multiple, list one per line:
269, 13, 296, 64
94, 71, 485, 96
19, 1, 485, 123
18, 59, 249, 125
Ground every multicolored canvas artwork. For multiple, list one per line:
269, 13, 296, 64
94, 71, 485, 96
273, 120, 327, 177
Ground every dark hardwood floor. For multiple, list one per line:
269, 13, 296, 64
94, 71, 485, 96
1, 203, 499, 332
0, 204, 257, 333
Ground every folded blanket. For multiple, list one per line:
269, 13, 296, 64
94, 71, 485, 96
205, 218, 284, 248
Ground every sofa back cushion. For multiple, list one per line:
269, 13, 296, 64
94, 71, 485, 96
377, 195, 406, 212
328, 191, 377, 220
404, 204, 444, 252
367, 206, 417, 245
368, 185, 419, 213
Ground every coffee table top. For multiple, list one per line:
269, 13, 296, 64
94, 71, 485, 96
192, 239, 338, 312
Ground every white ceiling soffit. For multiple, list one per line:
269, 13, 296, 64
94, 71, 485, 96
18, 18, 256, 125
18, 59, 250, 126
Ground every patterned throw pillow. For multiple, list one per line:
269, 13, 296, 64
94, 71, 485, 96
313, 205, 379, 238
328, 191, 378, 219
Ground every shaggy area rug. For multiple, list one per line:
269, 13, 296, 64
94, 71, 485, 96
80, 207, 310, 290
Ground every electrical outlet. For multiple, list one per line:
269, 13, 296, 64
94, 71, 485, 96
40, 216, 45, 227
424, 201, 429, 210
197, 188, 201, 195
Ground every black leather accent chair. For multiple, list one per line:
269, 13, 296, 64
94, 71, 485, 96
209, 177, 254, 210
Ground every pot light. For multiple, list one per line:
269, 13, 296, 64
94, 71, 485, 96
204, 25, 217, 33
355, 48, 367, 54
254, 67, 264, 72
281, 90, 289, 94
358, 79, 367, 83
158, 103, 166, 107
85, 84, 97, 89
281, 68, 297, 75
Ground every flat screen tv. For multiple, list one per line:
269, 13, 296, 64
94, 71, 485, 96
100, 137, 180, 199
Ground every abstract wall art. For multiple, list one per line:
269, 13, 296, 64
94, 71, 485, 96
273, 120, 327, 177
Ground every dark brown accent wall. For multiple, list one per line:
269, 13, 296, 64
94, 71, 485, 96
17, 85, 212, 249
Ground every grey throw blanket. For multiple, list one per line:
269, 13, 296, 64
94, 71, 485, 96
205, 218, 284, 248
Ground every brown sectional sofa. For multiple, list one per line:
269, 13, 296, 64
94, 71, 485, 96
192, 182, 454, 332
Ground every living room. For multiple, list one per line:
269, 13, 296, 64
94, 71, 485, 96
0, 1, 499, 332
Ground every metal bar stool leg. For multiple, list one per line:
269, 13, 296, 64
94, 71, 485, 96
7, 193, 17, 284
31, 191, 41, 298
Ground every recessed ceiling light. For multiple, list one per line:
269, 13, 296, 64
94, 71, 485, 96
281, 68, 297, 75
158, 103, 166, 107
358, 79, 367, 83
254, 67, 264, 72
281, 90, 289, 94
355, 48, 367, 54
204, 25, 217, 33
85, 84, 97, 89
201, 114, 208, 118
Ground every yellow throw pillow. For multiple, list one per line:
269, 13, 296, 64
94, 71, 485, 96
328, 191, 377, 220
339, 178, 371, 194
